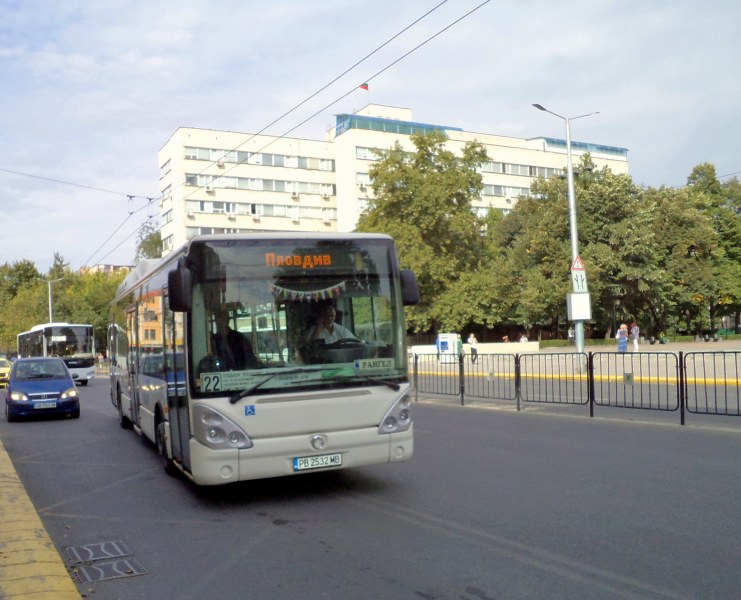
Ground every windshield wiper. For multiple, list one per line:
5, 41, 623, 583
228, 368, 402, 403
229, 367, 328, 404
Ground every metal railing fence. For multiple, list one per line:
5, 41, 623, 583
412, 350, 741, 425
684, 351, 741, 417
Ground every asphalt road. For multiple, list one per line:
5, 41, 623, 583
2, 376, 741, 599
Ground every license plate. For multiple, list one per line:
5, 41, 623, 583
293, 453, 342, 472
34, 401, 57, 409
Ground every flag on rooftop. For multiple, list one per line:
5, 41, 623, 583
359, 83, 369, 91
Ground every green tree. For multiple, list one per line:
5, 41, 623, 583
0, 259, 41, 301
719, 176, 741, 331
643, 185, 714, 335
63, 270, 127, 351
491, 155, 655, 338
0, 260, 43, 352
356, 131, 488, 333
677, 165, 741, 334
0, 256, 127, 355
135, 220, 162, 262
487, 192, 570, 334
48, 253, 69, 281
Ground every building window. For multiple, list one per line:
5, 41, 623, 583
160, 159, 171, 179
356, 147, 380, 161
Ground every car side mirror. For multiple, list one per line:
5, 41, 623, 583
400, 269, 420, 306
168, 260, 193, 312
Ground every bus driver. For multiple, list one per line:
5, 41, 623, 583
308, 304, 359, 344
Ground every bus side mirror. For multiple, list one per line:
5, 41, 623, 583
168, 264, 193, 312
400, 269, 420, 306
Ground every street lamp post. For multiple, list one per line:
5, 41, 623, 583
47, 278, 63, 322
532, 104, 599, 354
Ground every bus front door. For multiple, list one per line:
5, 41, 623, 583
126, 309, 142, 426
165, 305, 190, 470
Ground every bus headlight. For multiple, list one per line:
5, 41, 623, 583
193, 405, 253, 450
378, 393, 413, 434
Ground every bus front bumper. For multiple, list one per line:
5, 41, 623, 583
188, 425, 413, 486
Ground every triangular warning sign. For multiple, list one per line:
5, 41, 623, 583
571, 256, 585, 271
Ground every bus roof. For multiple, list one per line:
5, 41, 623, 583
17, 323, 93, 337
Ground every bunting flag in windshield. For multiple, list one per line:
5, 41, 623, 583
270, 281, 346, 302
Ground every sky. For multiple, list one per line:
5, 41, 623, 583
1, 0, 740, 273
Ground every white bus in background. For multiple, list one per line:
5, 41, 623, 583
108, 233, 419, 486
16, 322, 97, 385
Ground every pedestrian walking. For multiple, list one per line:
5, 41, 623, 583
467, 333, 478, 363
567, 326, 575, 346
630, 322, 640, 352
616, 323, 629, 353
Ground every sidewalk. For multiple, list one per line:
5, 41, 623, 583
0, 439, 80, 599
552, 338, 741, 353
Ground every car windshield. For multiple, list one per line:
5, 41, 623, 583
0, 358, 9, 368
15, 361, 67, 380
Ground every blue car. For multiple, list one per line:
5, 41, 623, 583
5, 357, 80, 422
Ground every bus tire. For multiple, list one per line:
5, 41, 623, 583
117, 387, 133, 430
156, 413, 178, 477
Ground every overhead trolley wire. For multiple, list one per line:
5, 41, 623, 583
89, 214, 157, 267
176, 0, 455, 201
79, 198, 156, 269
3, 0, 491, 268
39, 0, 456, 268
0, 166, 146, 198
180, 0, 492, 203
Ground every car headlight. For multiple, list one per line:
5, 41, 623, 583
10, 391, 29, 401
61, 387, 79, 399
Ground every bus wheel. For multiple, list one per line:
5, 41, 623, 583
156, 416, 178, 477
117, 388, 133, 430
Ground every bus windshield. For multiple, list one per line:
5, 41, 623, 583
17, 324, 95, 360
189, 238, 406, 396
47, 325, 95, 358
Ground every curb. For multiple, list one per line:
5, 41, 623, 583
0, 439, 80, 599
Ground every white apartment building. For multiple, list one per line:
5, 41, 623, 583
158, 104, 629, 254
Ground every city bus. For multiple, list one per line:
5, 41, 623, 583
108, 233, 419, 486
16, 323, 97, 385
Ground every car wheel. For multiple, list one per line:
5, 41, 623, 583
156, 415, 178, 477
117, 388, 133, 430
80, 380, 88, 386
5, 401, 15, 422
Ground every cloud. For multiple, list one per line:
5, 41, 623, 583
1, 0, 740, 272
